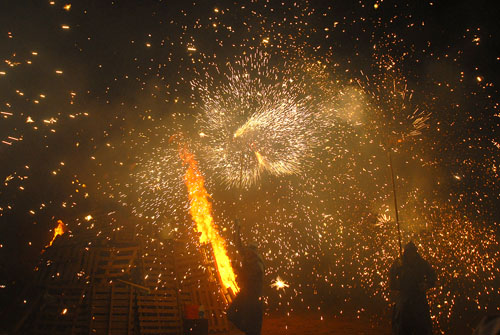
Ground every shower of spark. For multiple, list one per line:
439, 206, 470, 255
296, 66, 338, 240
132, 142, 186, 224
179, 146, 239, 295
357, 70, 432, 145
193, 51, 330, 188
1, 1, 499, 334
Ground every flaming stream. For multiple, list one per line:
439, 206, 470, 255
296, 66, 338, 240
179, 147, 239, 295
46, 220, 67, 248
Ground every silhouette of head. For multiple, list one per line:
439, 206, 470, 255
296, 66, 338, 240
403, 241, 418, 265
247, 243, 258, 252
243, 243, 261, 263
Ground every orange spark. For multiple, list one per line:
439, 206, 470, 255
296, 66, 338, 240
179, 147, 239, 295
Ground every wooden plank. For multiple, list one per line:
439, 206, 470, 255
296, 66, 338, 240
127, 286, 134, 335
28, 233, 235, 334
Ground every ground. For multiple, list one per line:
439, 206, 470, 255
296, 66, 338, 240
229, 313, 391, 335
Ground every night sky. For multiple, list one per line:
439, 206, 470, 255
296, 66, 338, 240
1, 0, 500, 333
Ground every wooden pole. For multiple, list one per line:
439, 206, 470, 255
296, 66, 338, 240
388, 149, 403, 259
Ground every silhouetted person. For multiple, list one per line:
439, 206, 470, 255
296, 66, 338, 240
227, 220, 264, 335
390, 242, 437, 335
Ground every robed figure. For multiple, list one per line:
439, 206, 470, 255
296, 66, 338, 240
390, 242, 437, 335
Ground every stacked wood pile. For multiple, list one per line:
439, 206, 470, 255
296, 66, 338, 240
16, 226, 231, 334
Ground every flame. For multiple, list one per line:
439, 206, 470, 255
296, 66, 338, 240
46, 220, 67, 248
179, 147, 239, 294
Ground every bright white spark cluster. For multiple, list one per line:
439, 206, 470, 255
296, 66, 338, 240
193, 51, 329, 188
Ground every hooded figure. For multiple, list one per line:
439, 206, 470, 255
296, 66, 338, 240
227, 221, 264, 335
390, 242, 437, 335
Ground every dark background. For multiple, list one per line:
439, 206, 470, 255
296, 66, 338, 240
1, 0, 499, 333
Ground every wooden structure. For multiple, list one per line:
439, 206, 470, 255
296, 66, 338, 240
16, 227, 232, 334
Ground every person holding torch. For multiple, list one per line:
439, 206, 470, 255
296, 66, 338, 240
227, 219, 265, 335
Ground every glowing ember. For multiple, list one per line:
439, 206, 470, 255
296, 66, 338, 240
179, 146, 239, 295
45, 220, 67, 248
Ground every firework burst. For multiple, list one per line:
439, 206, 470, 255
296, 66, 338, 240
193, 51, 331, 189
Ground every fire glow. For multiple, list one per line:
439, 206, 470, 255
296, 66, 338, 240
46, 220, 67, 248
179, 147, 239, 295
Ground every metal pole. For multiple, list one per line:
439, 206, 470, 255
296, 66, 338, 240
388, 149, 403, 258
239, 151, 244, 194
